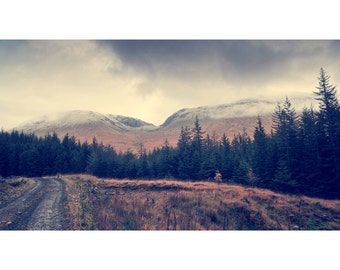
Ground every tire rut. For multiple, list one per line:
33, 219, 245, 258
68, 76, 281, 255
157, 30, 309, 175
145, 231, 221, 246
27, 178, 66, 230
0, 178, 67, 230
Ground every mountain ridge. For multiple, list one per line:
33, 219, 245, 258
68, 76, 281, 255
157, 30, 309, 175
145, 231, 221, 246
160, 99, 275, 128
12, 97, 314, 152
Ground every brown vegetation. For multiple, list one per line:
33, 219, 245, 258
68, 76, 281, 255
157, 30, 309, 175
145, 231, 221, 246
0, 177, 35, 206
28, 115, 272, 152
62, 174, 340, 230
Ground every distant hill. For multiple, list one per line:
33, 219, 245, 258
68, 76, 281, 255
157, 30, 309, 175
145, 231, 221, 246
161, 99, 274, 127
13, 98, 313, 152
15, 110, 157, 151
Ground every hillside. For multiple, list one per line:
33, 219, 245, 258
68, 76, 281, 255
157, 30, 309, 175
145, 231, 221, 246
161, 99, 274, 127
62, 174, 340, 230
15, 110, 156, 151
13, 98, 313, 152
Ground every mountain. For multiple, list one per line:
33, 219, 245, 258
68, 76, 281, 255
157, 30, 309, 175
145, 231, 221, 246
145, 99, 274, 150
15, 110, 157, 151
17, 110, 155, 132
161, 99, 274, 127
13, 98, 313, 152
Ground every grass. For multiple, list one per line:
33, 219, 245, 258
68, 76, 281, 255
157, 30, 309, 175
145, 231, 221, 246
62, 177, 97, 230
61, 174, 340, 230
0, 177, 35, 206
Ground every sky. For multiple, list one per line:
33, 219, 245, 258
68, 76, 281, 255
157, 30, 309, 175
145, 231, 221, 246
1, 40, 340, 129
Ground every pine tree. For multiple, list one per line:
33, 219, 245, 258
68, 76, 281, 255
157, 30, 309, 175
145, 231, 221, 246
8, 131, 21, 176
199, 133, 219, 180
136, 143, 150, 179
313, 68, 340, 198
273, 159, 294, 192
264, 130, 279, 187
231, 131, 252, 185
159, 139, 175, 178
20, 146, 43, 177
297, 107, 321, 195
219, 133, 233, 181
191, 116, 205, 154
124, 150, 138, 179
271, 97, 299, 192
177, 126, 192, 179
252, 116, 269, 187
191, 117, 205, 179
0, 131, 10, 177
86, 145, 107, 178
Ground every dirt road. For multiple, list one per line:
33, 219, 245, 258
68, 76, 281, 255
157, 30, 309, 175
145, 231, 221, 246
0, 178, 67, 230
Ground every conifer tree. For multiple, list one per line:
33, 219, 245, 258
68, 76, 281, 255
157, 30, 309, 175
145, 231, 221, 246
177, 126, 192, 179
0, 131, 10, 177
191, 117, 205, 179
159, 139, 175, 178
252, 116, 269, 186
297, 107, 320, 195
313, 68, 340, 197
271, 97, 299, 191
199, 133, 219, 179
231, 131, 252, 185
219, 133, 233, 181
136, 143, 150, 179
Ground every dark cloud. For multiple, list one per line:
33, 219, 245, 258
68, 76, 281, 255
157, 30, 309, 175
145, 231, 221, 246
96, 40, 340, 104
1, 40, 340, 129
100, 40, 340, 82
102, 40, 212, 64
99, 40, 216, 80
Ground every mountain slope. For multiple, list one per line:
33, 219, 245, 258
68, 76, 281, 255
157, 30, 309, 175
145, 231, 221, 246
153, 99, 274, 149
17, 110, 155, 132
15, 111, 156, 150
161, 99, 274, 128
13, 98, 312, 152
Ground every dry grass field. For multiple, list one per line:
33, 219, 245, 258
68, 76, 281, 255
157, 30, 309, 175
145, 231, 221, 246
0, 177, 35, 206
62, 174, 340, 230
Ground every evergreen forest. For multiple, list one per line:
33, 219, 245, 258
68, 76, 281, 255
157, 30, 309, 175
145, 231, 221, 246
1, 68, 340, 199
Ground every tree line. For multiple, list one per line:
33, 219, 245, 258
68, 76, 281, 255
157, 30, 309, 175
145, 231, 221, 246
1, 68, 339, 199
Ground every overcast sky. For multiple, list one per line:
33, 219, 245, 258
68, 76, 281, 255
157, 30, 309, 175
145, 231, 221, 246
1, 40, 340, 129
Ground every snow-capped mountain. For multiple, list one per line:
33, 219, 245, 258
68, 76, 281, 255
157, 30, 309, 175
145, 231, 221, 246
106, 114, 156, 130
161, 96, 315, 128
161, 99, 275, 128
17, 110, 155, 133
13, 97, 314, 152
15, 111, 156, 150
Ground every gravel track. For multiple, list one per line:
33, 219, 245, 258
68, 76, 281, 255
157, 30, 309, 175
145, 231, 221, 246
0, 178, 67, 230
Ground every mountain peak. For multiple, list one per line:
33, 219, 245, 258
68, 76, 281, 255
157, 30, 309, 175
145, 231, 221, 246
161, 99, 275, 127
106, 114, 155, 129
15, 110, 156, 134
12, 97, 315, 152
